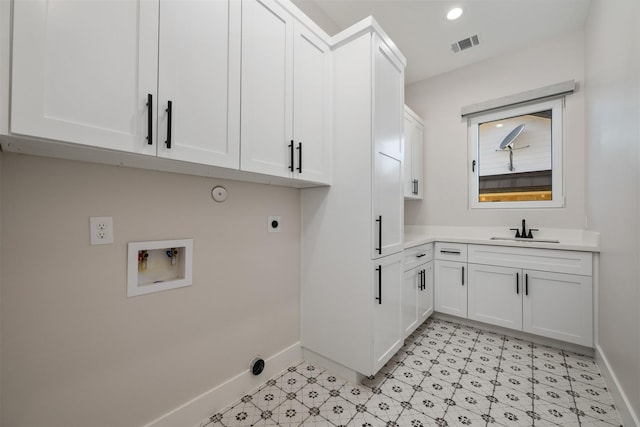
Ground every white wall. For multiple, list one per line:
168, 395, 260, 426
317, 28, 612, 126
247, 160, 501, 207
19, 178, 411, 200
585, 0, 640, 424
405, 30, 586, 229
0, 153, 301, 427
290, 0, 341, 36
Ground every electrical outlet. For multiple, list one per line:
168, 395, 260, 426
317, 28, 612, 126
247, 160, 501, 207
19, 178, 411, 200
90, 216, 114, 245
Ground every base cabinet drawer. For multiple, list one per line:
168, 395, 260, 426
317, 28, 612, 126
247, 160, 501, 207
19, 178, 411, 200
404, 243, 433, 271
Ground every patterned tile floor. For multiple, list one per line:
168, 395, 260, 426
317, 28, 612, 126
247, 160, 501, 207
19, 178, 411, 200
204, 317, 622, 426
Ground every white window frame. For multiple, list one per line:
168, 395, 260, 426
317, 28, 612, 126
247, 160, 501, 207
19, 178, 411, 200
468, 98, 564, 209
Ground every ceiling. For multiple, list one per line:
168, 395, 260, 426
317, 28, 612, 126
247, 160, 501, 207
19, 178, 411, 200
292, 0, 591, 85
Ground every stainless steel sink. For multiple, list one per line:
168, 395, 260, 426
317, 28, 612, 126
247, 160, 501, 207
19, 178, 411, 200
490, 237, 560, 243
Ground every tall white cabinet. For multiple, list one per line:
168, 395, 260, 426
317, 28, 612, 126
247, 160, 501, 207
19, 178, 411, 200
302, 20, 405, 377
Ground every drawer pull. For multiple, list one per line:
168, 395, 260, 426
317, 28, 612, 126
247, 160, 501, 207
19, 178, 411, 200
440, 249, 461, 255
416, 253, 426, 258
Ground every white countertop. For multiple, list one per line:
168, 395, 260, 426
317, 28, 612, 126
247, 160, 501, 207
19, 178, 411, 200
404, 225, 600, 252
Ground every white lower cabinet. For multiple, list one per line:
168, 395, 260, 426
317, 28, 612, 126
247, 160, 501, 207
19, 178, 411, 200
523, 269, 593, 346
434, 242, 468, 318
466, 244, 593, 347
434, 260, 467, 317
418, 261, 434, 322
468, 264, 523, 330
373, 253, 404, 371
402, 244, 433, 338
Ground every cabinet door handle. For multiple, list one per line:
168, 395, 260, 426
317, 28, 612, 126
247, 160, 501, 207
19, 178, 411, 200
165, 101, 173, 149
422, 269, 426, 290
146, 94, 153, 145
525, 273, 529, 296
461, 266, 465, 286
415, 179, 419, 195
418, 270, 423, 290
296, 142, 302, 173
376, 265, 382, 304
375, 215, 382, 255
289, 141, 294, 172
516, 272, 519, 294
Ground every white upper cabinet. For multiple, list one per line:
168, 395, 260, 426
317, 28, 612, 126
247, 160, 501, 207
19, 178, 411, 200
11, 0, 159, 154
240, 0, 293, 178
157, 0, 241, 168
372, 34, 404, 259
292, 22, 330, 183
11, 0, 240, 167
10, 0, 329, 186
241, 0, 330, 184
404, 106, 424, 199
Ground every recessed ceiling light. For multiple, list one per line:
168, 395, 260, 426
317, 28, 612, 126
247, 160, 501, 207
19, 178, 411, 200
447, 7, 463, 21
496, 123, 504, 128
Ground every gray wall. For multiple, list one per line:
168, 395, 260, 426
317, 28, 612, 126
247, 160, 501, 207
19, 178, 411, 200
585, 0, 640, 423
404, 30, 586, 229
0, 153, 301, 426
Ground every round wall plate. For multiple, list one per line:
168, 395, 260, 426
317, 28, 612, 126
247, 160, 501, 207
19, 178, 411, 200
211, 186, 228, 202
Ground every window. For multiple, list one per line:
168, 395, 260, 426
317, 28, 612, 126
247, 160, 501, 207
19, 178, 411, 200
468, 98, 564, 208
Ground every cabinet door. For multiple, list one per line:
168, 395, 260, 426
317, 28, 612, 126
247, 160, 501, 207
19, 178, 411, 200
373, 253, 403, 373
402, 266, 420, 338
467, 264, 522, 330
240, 0, 293, 178
292, 22, 330, 184
523, 270, 593, 347
157, 0, 240, 168
418, 261, 433, 321
403, 113, 415, 198
434, 260, 467, 317
11, 0, 158, 154
412, 120, 424, 199
372, 34, 404, 259
403, 111, 424, 200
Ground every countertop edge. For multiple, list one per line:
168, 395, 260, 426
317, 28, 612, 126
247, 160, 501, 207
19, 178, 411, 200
404, 234, 600, 252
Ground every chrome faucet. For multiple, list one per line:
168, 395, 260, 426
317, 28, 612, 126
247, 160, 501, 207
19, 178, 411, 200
510, 219, 538, 239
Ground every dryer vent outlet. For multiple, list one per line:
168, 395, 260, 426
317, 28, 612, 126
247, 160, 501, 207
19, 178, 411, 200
250, 357, 265, 376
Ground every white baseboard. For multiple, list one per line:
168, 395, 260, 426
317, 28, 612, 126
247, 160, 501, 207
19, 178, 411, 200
432, 313, 595, 356
141, 342, 302, 427
595, 344, 640, 427
301, 347, 365, 385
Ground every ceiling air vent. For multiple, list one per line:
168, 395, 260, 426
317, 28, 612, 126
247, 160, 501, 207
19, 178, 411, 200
451, 34, 480, 53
